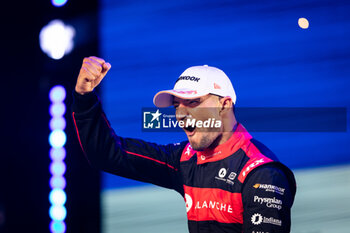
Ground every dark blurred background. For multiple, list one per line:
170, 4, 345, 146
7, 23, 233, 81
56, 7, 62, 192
1, 0, 100, 232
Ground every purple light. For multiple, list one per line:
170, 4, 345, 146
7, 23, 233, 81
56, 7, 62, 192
49, 103, 66, 117
50, 162, 66, 176
50, 221, 66, 233
49, 85, 67, 233
51, 0, 68, 7
50, 148, 66, 161
49, 85, 66, 103
50, 176, 66, 189
50, 117, 66, 131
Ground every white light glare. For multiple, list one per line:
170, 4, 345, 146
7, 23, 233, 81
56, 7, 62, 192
49, 205, 67, 221
52, 0, 68, 7
40, 20, 75, 60
49, 86, 66, 103
298, 18, 309, 29
50, 148, 66, 161
49, 130, 67, 148
49, 189, 67, 206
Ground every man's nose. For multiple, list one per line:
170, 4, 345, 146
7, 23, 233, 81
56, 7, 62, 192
176, 104, 189, 121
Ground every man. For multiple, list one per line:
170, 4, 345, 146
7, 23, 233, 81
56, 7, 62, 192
72, 56, 296, 233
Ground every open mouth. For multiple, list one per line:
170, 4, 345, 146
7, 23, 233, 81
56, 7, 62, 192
184, 125, 196, 135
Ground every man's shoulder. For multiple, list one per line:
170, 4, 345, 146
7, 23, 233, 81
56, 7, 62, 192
243, 162, 297, 197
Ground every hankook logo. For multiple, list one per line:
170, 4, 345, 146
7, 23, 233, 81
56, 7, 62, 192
176, 76, 200, 83
253, 183, 285, 196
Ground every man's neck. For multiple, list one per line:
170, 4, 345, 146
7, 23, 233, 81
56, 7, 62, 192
208, 121, 238, 150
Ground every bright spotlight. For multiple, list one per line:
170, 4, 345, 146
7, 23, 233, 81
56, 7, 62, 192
49, 130, 67, 148
52, 0, 68, 7
39, 20, 75, 60
298, 18, 309, 29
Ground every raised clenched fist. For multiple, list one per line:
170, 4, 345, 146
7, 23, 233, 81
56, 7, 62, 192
75, 56, 111, 95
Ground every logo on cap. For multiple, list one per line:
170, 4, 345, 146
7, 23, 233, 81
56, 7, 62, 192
175, 76, 200, 83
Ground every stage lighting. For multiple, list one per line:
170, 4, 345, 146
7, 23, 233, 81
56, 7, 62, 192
50, 148, 66, 161
298, 18, 309, 29
49, 205, 67, 221
49, 85, 67, 232
40, 20, 75, 60
50, 117, 66, 131
49, 103, 66, 118
50, 221, 66, 233
49, 189, 67, 206
50, 176, 66, 189
49, 130, 67, 148
51, 0, 68, 7
50, 85, 66, 103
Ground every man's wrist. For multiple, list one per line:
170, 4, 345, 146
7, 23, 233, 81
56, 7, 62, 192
72, 90, 99, 113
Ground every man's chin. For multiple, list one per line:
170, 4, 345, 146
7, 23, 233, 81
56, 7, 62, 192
188, 139, 207, 151
189, 143, 206, 151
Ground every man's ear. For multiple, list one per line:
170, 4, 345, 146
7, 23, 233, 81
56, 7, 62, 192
219, 97, 233, 115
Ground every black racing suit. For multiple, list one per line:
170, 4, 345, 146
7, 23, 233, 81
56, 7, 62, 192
72, 91, 296, 233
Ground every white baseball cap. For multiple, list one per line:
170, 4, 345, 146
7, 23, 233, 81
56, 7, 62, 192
153, 65, 236, 107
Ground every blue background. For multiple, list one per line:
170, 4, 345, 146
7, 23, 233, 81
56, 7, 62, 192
99, 0, 350, 190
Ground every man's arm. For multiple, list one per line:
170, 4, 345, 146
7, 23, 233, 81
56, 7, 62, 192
241, 164, 296, 232
72, 56, 185, 193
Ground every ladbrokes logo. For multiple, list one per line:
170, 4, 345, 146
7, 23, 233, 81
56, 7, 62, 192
142, 108, 222, 132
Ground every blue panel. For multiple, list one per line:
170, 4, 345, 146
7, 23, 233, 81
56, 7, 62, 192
99, 0, 350, 189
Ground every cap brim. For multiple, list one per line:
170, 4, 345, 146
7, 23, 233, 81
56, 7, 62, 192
153, 89, 208, 107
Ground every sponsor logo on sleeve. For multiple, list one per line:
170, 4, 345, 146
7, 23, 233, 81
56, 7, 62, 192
253, 183, 285, 196
251, 213, 282, 226
242, 158, 265, 177
253, 195, 283, 210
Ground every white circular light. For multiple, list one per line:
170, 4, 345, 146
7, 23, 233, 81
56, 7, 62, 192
49, 130, 67, 148
50, 176, 66, 189
50, 148, 66, 161
50, 221, 66, 233
50, 103, 66, 117
49, 85, 66, 103
52, 0, 68, 7
50, 162, 66, 176
49, 189, 67, 206
49, 205, 67, 221
39, 20, 75, 60
50, 117, 66, 131
298, 18, 309, 29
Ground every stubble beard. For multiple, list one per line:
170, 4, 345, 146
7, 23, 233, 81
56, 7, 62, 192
189, 131, 221, 151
